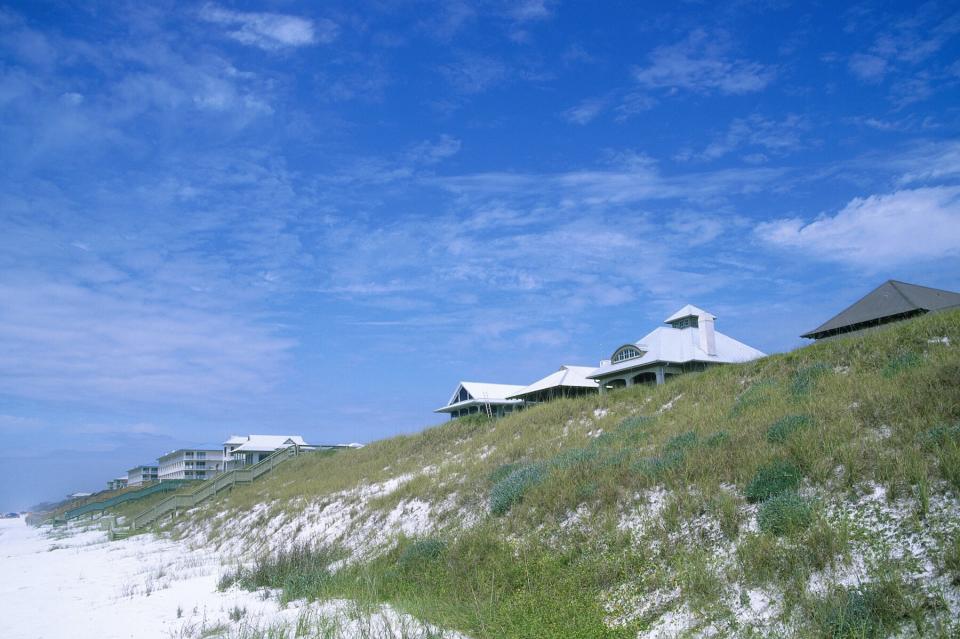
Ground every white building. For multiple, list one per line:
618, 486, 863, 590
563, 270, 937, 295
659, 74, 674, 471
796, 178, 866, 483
435, 382, 526, 419
126, 465, 158, 486
157, 448, 224, 481
223, 435, 308, 468
588, 305, 765, 392
507, 365, 599, 403
107, 477, 128, 491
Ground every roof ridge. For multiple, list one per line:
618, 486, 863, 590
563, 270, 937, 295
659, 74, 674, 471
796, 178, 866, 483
886, 280, 920, 308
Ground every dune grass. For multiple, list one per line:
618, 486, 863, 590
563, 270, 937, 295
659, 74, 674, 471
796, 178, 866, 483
189, 310, 960, 638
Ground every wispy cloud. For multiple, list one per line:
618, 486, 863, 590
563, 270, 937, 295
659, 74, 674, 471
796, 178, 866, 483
562, 96, 608, 125
845, 5, 960, 104
507, 0, 555, 23
675, 114, 809, 162
200, 5, 336, 50
439, 54, 509, 94
632, 30, 775, 96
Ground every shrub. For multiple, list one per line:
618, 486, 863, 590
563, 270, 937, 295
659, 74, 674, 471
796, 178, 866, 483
924, 422, 960, 446
490, 464, 545, 515
817, 580, 911, 638
399, 538, 447, 569
767, 415, 813, 444
882, 352, 922, 378
745, 460, 802, 503
757, 492, 813, 536
791, 363, 830, 397
633, 451, 684, 478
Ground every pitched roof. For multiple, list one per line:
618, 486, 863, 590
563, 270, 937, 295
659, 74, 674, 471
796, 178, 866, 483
231, 435, 308, 453
507, 365, 599, 399
664, 304, 715, 323
588, 323, 765, 379
801, 280, 960, 339
435, 381, 526, 413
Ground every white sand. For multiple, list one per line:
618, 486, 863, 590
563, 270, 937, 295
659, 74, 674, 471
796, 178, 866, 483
0, 518, 463, 639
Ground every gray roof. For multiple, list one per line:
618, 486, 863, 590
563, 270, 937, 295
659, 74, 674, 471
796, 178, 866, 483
802, 280, 960, 339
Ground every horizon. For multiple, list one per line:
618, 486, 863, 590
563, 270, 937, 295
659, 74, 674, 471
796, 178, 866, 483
2, 0, 960, 510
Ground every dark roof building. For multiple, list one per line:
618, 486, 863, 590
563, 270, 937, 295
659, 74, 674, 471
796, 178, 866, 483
801, 280, 960, 340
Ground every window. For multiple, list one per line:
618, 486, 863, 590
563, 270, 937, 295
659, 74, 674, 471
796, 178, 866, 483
613, 346, 643, 363
669, 316, 699, 329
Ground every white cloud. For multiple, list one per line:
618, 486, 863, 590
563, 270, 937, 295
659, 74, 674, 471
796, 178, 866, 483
0, 414, 42, 432
508, 0, 553, 22
200, 5, 336, 50
848, 52, 888, 82
562, 96, 608, 125
633, 30, 774, 95
756, 186, 960, 267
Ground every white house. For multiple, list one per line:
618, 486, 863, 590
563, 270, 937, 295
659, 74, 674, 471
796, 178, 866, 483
126, 464, 159, 486
223, 434, 308, 468
435, 382, 526, 419
589, 305, 765, 392
507, 365, 599, 403
158, 448, 225, 481
107, 477, 128, 491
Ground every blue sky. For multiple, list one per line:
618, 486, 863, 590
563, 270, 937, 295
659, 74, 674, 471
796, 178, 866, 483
1, 0, 959, 509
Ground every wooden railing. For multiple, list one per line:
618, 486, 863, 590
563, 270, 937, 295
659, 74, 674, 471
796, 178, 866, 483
60, 480, 192, 521
130, 445, 315, 530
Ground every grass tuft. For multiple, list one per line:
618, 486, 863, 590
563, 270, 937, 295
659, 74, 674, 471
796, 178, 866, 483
745, 459, 802, 503
791, 363, 830, 397
882, 351, 923, 378
757, 492, 813, 536
766, 414, 813, 443
398, 538, 447, 570
815, 580, 913, 639
731, 380, 776, 415
924, 422, 960, 446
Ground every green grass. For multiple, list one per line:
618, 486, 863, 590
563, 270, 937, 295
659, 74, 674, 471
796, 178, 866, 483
176, 309, 960, 638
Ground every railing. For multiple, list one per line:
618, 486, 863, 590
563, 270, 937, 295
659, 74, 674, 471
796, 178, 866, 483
130, 445, 314, 530
60, 480, 193, 521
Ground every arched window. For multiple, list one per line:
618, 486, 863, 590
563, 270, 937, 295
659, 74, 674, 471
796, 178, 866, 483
612, 346, 644, 363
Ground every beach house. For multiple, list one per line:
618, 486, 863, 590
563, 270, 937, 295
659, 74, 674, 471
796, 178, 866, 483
223, 435, 309, 468
157, 448, 225, 481
435, 382, 526, 419
106, 477, 128, 491
126, 464, 159, 486
801, 280, 960, 341
507, 365, 599, 403
588, 305, 765, 391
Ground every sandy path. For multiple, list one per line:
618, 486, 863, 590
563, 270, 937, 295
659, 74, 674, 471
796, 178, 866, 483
0, 517, 279, 638
0, 517, 466, 639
